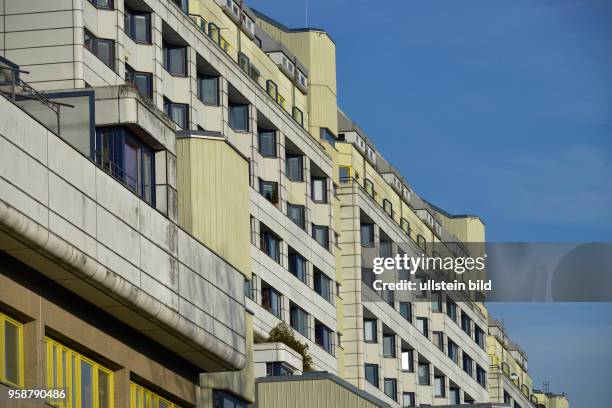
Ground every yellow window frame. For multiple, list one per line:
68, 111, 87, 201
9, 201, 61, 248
44, 337, 114, 408
130, 382, 183, 408
276, 93, 285, 108
0, 311, 25, 387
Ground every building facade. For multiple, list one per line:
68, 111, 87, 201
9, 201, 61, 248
0, 0, 568, 407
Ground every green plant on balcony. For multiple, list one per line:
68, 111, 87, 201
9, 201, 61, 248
267, 323, 313, 371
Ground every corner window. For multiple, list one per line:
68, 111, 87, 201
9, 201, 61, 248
163, 97, 188, 129
311, 177, 327, 202
292, 107, 304, 127
229, 104, 249, 131
197, 75, 219, 105
314, 321, 333, 354
1, 312, 23, 387
384, 378, 397, 401
262, 286, 282, 319
363, 319, 377, 343
383, 333, 396, 357
84, 29, 115, 70
124, 7, 151, 43
286, 155, 303, 181
162, 42, 187, 76
95, 127, 155, 205
287, 204, 305, 230
290, 305, 308, 337
418, 362, 430, 385
288, 250, 306, 282
259, 179, 279, 205
312, 225, 329, 250
125, 65, 152, 99
258, 130, 276, 157
365, 364, 379, 388
313, 269, 332, 303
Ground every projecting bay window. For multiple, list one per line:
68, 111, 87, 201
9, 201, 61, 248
288, 250, 306, 282
258, 130, 276, 157
286, 155, 303, 181
311, 177, 327, 202
383, 333, 396, 358
131, 382, 183, 408
124, 7, 151, 43
45, 338, 113, 408
125, 65, 152, 99
314, 321, 333, 354
384, 378, 397, 401
229, 103, 249, 131
260, 230, 281, 263
84, 29, 115, 70
364, 364, 379, 388
163, 98, 188, 129
163, 42, 187, 76
95, 127, 155, 205
287, 204, 305, 230
290, 305, 308, 337
1, 312, 23, 387
312, 224, 329, 250
314, 269, 332, 303
197, 75, 219, 105
434, 376, 446, 397
418, 362, 430, 385
262, 287, 282, 319
401, 349, 414, 372
259, 180, 279, 205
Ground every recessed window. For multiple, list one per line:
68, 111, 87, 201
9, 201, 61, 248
431, 292, 443, 312
475, 326, 486, 349
125, 64, 152, 99
384, 378, 397, 401
314, 269, 332, 303
403, 392, 416, 407
448, 339, 459, 364
364, 364, 378, 388
292, 107, 304, 127
312, 225, 329, 250
124, 6, 150, 43
1, 312, 23, 387
363, 319, 377, 343
418, 362, 430, 385
399, 302, 412, 322
364, 179, 374, 197
401, 349, 413, 372
416, 317, 428, 337
262, 286, 282, 319
463, 353, 473, 376
197, 75, 219, 105
476, 365, 487, 388
290, 305, 308, 337
434, 376, 446, 397
266, 80, 277, 100
212, 390, 248, 408
84, 29, 115, 70
319, 128, 336, 146
433, 331, 444, 351
260, 229, 280, 263
383, 199, 393, 216
238, 52, 250, 73
450, 389, 461, 405
229, 103, 249, 131
401, 218, 410, 235
163, 42, 187, 76
416, 234, 426, 251
311, 177, 327, 202
288, 250, 306, 282
360, 223, 374, 246
461, 313, 472, 336
286, 154, 303, 181
314, 321, 333, 354
446, 299, 457, 322
287, 204, 305, 230
95, 127, 155, 205
258, 130, 276, 157
383, 333, 396, 357
88, 0, 113, 9
163, 97, 188, 129
380, 240, 392, 258
259, 179, 278, 205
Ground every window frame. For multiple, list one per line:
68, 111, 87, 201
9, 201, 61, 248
401, 349, 414, 372
287, 204, 305, 230
229, 103, 249, 132
382, 333, 396, 358
0, 312, 24, 387
418, 362, 430, 385
88, 0, 113, 10
197, 75, 219, 106
292, 107, 304, 127
403, 392, 416, 407
416, 317, 429, 338
258, 130, 277, 157
84, 28, 115, 70
311, 177, 327, 203
434, 376, 446, 397
261, 286, 282, 319
286, 154, 304, 182
125, 64, 153, 100
124, 6, 151, 44
383, 378, 397, 401
131, 382, 182, 408
259, 179, 279, 205
399, 302, 412, 323
364, 364, 379, 388
289, 305, 308, 337
288, 250, 307, 282
162, 42, 187, 77
314, 321, 333, 355
312, 224, 329, 250
260, 230, 281, 263
313, 270, 332, 303
363, 319, 377, 343
163, 97, 189, 129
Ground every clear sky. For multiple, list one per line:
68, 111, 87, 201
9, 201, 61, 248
248, 0, 612, 406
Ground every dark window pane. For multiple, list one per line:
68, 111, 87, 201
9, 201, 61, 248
4, 321, 19, 384
258, 131, 276, 157
81, 361, 93, 408
198, 76, 218, 105
229, 104, 249, 131
314, 271, 332, 303
286, 155, 303, 181
287, 204, 305, 229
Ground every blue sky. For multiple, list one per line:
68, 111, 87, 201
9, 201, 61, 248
249, 0, 612, 406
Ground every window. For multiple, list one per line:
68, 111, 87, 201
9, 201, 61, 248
418, 362, 430, 385
446, 299, 457, 322
287, 204, 305, 230
238, 52, 249, 73
319, 128, 336, 146
297, 70, 307, 88
314, 321, 333, 354
383, 199, 393, 216
266, 80, 277, 100
95, 127, 155, 205
383, 333, 395, 357
125, 65, 152, 99
431, 292, 443, 312
212, 390, 248, 408
124, 7, 150, 43
290, 305, 308, 337
399, 302, 412, 322
416, 234, 426, 251
45, 337, 113, 408
364, 364, 378, 387
131, 382, 183, 408
504, 391, 512, 405
288, 251, 306, 282
448, 339, 459, 364
286, 155, 303, 181
262, 287, 282, 318
416, 317, 428, 337
433, 376, 445, 397
244, 278, 254, 300
229, 103, 249, 131
380, 241, 392, 258
169, 0, 188, 13
403, 392, 415, 407
163, 42, 187, 76
401, 218, 410, 235
360, 223, 374, 246
450, 389, 461, 405
339, 166, 351, 183
1, 312, 23, 387
249, 64, 260, 83
475, 326, 486, 349
311, 177, 327, 202
241, 13, 255, 34
461, 313, 472, 336
197, 75, 219, 105
259, 179, 279, 204
433, 331, 444, 351
463, 353, 473, 376
276, 93, 286, 108
314, 269, 332, 303
258, 130, 276, 157
312, 225, 329, 249
292, 107, 304, 127
208, 22, 220, 45
384, 378, 397, 401
363, 319, 377, 343
266, 362, 293, 377
84, 29, 115, 70
260, 230, 280, 262
364, 179, 374, 197
163, 98, 188, 129
401, 349, 413, 372
88, 0, 113, 9
476, 365, 487, 388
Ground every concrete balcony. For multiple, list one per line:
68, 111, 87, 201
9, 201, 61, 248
0, 94, 247, 371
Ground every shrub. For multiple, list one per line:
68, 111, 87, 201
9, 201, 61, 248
267, 322, 313, 371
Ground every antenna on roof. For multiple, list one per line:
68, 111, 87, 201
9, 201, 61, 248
305, 0, 309, 27
543, 380, 550, 393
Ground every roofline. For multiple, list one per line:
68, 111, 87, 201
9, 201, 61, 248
424, 199, 485, 224
251, 8, 336, 44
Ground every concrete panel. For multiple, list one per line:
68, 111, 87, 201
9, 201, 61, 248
4, 10, 74, 32
4, 28, 74, 50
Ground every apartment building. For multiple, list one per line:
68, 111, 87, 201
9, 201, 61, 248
0, 0, 569, 407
